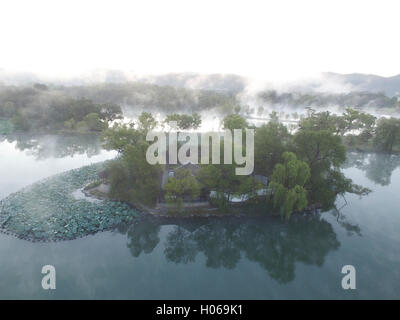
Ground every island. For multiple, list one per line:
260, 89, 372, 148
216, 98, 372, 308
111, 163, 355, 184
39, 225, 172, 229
1, 104, 400, 241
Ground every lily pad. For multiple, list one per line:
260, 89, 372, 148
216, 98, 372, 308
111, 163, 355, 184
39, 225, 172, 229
0, 162, 141, 241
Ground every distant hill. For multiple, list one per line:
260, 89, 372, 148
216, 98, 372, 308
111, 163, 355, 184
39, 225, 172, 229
1, 68, 399, 97
0, 69, 247, 93
323, 72, 400, 97
143, 72, 247, 93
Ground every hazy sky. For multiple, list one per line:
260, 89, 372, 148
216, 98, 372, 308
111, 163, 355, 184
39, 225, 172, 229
1, 0, 399, 81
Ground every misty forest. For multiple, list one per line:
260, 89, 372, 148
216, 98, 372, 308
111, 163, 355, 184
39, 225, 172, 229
0, 71, 400, 299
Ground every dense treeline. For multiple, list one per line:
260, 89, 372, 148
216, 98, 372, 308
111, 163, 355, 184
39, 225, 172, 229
1, 81, 399, 135
54, 82, 238, 114
304, 107, 400, 153
0, 84, 123, 132
258, 89, 400, 111
0, 82, 239, 132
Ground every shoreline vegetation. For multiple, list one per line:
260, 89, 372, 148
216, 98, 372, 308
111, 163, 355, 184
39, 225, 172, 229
1, 81, 399, 240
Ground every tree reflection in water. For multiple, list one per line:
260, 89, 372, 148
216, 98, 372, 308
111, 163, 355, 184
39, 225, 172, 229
120, 215, 340, 283
344, 152, 400, 186
0, 133, 103, 159
126, 220, 161, 257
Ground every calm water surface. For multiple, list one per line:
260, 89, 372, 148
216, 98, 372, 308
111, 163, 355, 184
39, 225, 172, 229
0, 135, 399, 299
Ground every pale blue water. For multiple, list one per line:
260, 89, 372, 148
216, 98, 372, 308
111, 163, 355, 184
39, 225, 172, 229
0, 137, 399, 299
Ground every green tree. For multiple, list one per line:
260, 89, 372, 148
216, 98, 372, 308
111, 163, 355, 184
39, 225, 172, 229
137, 112, 157, 132
269, 152, 310, 219
84, 113, 108, 132
198, 163, 259, 208
102, 122, 141, 153
99, 103, 123, 122
293, 121, 349, 209
107, 159, 132, 200
298, 109, 346, 136
121, 142, 162, 207
102, 122, 162, 207
294, 128, 346, 173
46, 98, 117, 131
222, 114, 248, 130
373, 117, 400, 153
192, 112, 202, 129
64, 118, 76, 130
164, 169, 200, 210
254, 120, 290, 177
342, 107, 362, 131
164, 113, 202, 130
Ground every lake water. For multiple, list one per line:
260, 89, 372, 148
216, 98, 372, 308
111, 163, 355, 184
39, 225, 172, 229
0, 135, 399, 299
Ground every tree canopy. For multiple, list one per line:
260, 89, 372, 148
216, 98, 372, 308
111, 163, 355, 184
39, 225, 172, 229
374, 117, 400, 153
222, 114, 249, 131
164, 168, 200, 210
164, 113, 202, 130
269, 152, 310, 219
